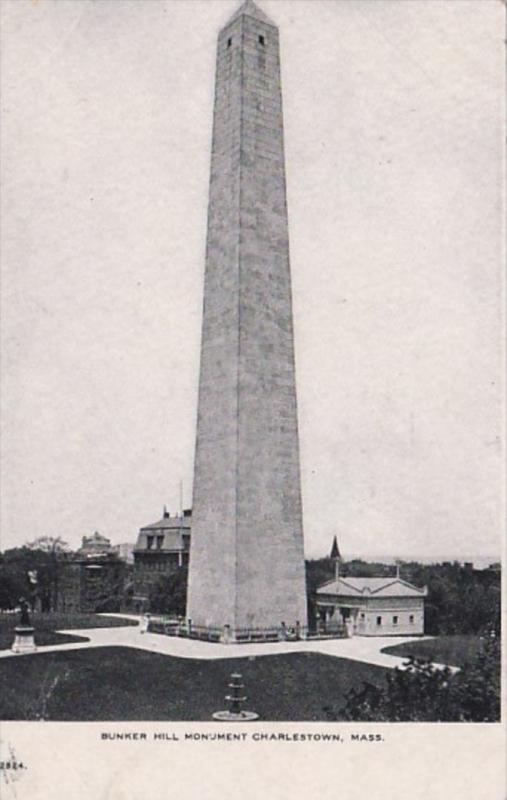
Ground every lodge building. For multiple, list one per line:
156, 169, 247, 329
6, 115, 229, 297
316, 575, 427, 637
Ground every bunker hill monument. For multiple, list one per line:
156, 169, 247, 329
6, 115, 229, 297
187, 0, 308, 640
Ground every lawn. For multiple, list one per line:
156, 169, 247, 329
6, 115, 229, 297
0, 647, 388, 721
381, 635, 488, 668
0, 612, 138, 651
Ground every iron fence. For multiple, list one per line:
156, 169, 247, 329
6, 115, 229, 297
146, 617, 347, 642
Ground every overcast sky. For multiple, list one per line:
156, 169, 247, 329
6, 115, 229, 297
1, 0, 504, 560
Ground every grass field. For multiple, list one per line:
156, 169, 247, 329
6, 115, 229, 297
0, 647, 389, 721
0, 613, 137, 651
381, 635, 487, 668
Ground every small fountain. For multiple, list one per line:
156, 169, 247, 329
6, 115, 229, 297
212, 672, 259, 721
11, 597, 37, 654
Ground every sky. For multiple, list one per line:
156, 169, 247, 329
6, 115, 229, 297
1, 0, 504, 560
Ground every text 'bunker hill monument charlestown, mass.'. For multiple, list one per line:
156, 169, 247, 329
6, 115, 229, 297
186, 0, 308, 641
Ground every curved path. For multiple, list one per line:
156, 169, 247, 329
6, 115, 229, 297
0, 614, 458, 672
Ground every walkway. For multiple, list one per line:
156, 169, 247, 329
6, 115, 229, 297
0, 615, 458, 672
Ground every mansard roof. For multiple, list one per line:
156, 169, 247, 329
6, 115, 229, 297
140, 515, 191, 532
134, 531, 188, 552
135, 511, 191, 553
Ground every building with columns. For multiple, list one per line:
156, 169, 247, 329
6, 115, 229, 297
316, 576, 427, 637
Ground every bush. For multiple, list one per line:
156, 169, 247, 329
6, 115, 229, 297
332, 634, 500, 722
148, 567, 188, 616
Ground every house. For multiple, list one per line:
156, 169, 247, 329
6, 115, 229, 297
57, 532, 126, 613
316, 575, 427, 637
132, 508, 191, 611
112, 543, 135, 564
78, 531, 112, 555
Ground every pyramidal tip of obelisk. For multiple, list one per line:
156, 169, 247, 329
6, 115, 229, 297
226, 0, 275, 27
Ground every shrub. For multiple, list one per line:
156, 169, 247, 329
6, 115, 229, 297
330, 634, 500, 722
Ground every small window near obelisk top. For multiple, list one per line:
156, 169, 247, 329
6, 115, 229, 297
227, 37, 232, 48
259, 35, 265, 46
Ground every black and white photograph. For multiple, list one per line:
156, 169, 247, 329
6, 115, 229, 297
0, 0, 504, 797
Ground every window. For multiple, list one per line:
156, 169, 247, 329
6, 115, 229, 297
409, 615, 414, 624
360, 613, 365, 619
376, 616, 382, 626
393, 616, 398, 625
147, 535, 154, 550
156, 535, 164, 550
259, 35, 265, 45
227, 37, 232, 48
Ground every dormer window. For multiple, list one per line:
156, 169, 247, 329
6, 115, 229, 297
147, 535, 154, 550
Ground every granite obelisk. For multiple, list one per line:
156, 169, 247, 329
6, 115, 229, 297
187, 0, 307, 639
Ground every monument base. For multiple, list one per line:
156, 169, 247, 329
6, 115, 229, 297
190, 623, 307, 644
147, 618, 309, 644
11, 626, 36, 654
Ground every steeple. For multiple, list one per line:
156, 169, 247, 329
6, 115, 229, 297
330, 536, 342, 583
225, 0, 275, 28
330, 536, 342, 562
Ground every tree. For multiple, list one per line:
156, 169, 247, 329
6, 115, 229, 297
0, 538, 71, 611
27, 536, 71, 611
0, 558, 27, 609
330, 634, 500, 722
407, 562, 501, 636
149, 567, 188, 616
25, 536, 69, 554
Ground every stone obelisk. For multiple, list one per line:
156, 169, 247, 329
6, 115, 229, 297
187, 0, 307, 639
